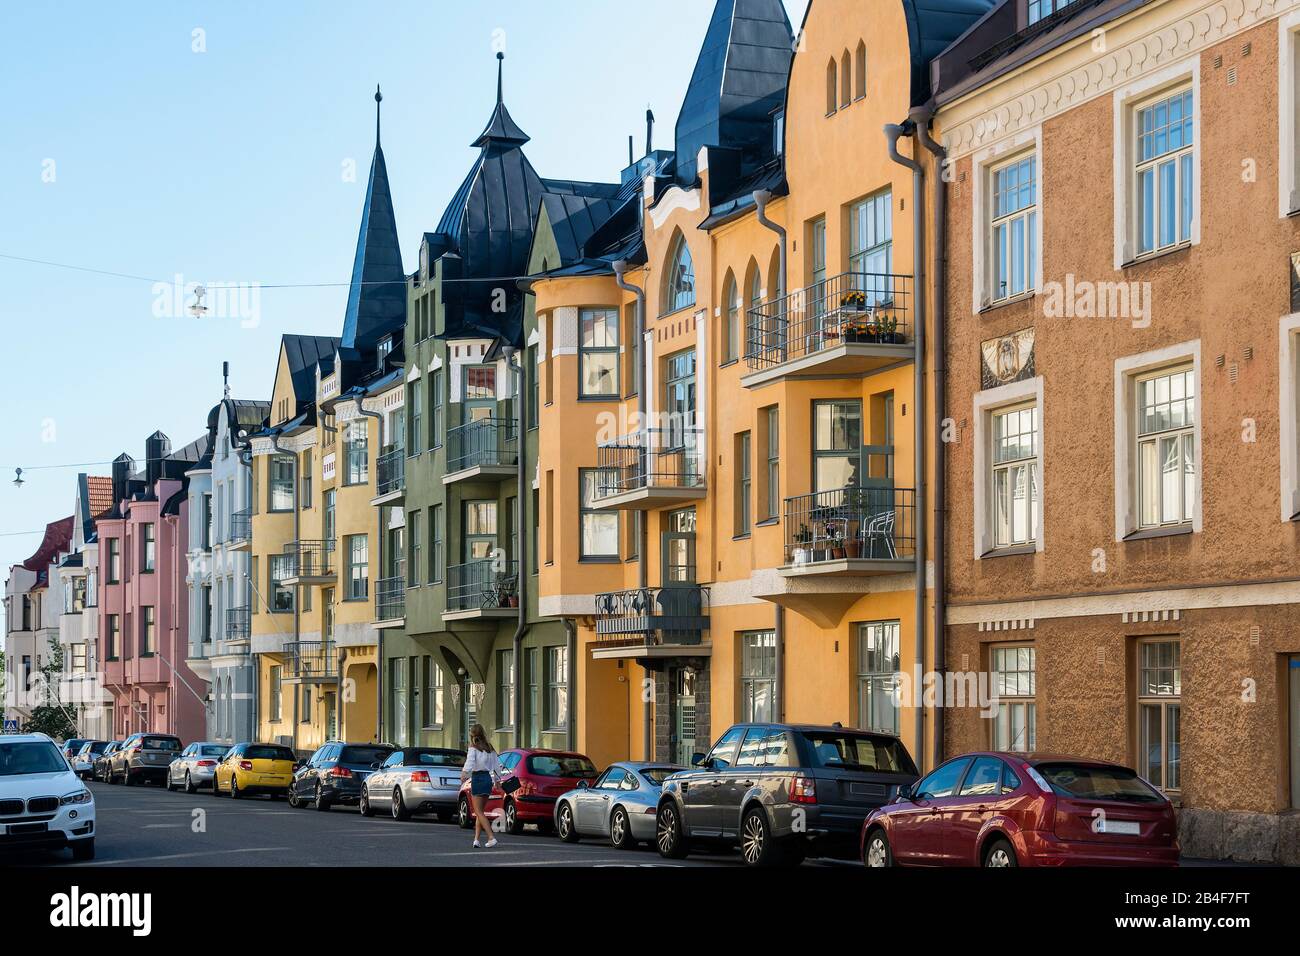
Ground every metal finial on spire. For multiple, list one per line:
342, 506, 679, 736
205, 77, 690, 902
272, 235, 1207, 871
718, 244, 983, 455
496, 51, 505, 105
375, 84, 383, 141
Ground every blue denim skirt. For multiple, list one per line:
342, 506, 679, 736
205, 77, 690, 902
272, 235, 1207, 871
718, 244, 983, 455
470, 770, 492, 797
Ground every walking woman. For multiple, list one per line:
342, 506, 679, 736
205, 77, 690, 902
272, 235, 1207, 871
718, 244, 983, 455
461, 723, 502, 848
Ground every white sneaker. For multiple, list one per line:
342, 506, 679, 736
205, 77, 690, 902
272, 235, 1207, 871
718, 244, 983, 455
485, 839, 499, 849
472, 840, 481, 849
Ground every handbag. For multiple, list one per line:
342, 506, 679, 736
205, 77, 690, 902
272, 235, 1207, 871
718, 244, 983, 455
499, 775, 521, 795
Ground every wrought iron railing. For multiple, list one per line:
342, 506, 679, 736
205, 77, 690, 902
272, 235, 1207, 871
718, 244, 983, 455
376, 447, 405, 497
784, 487, 916, 567
375, 575, 406, 622
446, 559, 519, 613
447, 417, 518, 474
594, 586, 710, 649
229, 508, 252, 543
968, 0, 1102, 73
225, 606, 250, 640
284, 539, 334, 578
745, 271, 912, 371
596, 427, 705, 498
285, 641, 339, 681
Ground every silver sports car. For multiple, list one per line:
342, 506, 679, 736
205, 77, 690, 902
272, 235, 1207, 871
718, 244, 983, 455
553, 761, 684, 849
360, 746, 467, 821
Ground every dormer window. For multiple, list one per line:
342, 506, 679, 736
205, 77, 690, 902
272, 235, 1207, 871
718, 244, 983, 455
1027, 0, 1072, 26
773, 110, 784, 156
377, 335, 394, 371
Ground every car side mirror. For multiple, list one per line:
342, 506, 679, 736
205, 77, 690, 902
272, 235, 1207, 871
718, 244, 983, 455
576, 780, 589, 789
896, 784, 914, 801
690, 752, 706, 767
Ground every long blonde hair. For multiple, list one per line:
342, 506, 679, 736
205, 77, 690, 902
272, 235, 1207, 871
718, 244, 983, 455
468, 723, 494, 753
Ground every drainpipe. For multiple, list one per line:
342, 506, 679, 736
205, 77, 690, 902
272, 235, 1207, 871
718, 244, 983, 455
354, 396, 386, 743
238, 445, 259, 743
613, 260, 653, 760
501, 348, 530, 748
913, 107, 948, 772
885, 120, 927, 769
270, 431, 301, 751
753, 189, 789, 724
564, 618, 577, 749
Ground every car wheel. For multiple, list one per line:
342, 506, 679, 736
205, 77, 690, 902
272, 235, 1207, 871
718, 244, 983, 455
740, 806, 787, 867
230, 777, 240, 800
457, 796, 473, 829
314, 782, 330, 812
70, 838, 95, 862
863, 828, 893, 868
655, 803, 690, 859
392, 788, 411, 821
287, 787, 302, 809
123, 769, 133, 787
360, 789, 375, 817
610, 806, 636, 850
983, 838, 1018, 868
556, 802, 579, 843
184, 772, 196, 795
504, 799, 524, 835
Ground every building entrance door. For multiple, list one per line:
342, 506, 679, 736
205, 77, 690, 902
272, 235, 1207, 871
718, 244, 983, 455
671, 667, 697, 766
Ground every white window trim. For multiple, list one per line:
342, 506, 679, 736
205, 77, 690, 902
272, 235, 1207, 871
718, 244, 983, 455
1112, 59, 1201, 270
1113, 340, 1202, 540
1280, 313, 1300, 521
971, 127, 1043, 314
1279, 12, 1300, 218
973, 376, 1044, 560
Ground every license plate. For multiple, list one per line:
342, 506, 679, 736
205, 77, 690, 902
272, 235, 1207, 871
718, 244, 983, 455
1100, 819, 1140, 835
7, 822, 48, 835
441, 777, 459, 787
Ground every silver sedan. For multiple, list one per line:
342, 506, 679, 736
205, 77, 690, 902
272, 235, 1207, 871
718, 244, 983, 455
360, 747, 467, 822
554, 762, 684, 849
166, 742, 231, 793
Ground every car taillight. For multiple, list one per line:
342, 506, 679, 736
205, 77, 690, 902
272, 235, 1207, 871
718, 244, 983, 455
239, 761, 253, 772
197, 760, 216, 768
410, 771, 430, 783
790, 776, 817, 804
330, 766, 352, 778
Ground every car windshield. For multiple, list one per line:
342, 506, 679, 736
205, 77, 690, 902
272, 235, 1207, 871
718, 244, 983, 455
245, 746, 294, 761
638, 768, 678, 786
199, 745, 230, 757
140, 736, 181, 751
83, 743, 108, 755
0, 742, 68, 776
802, 732, 917, 774
527, 755, 598, 778
412, 750, 465, 767
65, 740, 88, 750
1036, 763, 1165, 803
340, 746, 392, 766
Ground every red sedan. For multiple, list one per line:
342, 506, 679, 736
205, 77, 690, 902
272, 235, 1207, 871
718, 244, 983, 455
457, 749, 599, 835
861, 752, 1179, 867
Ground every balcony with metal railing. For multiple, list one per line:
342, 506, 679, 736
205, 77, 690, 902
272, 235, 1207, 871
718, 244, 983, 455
444, 418, 518, 484
444, 559, 519, 622
283, 641, 339, 683
594, 427, 706, 510
228, 508, 252, 551
743, 272, 913, 387
375, 575, 406, 628
282, 539, 336, 586
372, 447, 406, 504
592, 586, 710, 660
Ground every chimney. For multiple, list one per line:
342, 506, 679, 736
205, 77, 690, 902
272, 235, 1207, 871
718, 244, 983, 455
646, 108, 655, 154
145, 431, 171, 487
111, 453, 134, 509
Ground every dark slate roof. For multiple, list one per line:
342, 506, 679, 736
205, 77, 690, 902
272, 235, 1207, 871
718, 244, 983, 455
341, 93, 406, 354
673, 0, 793, 186
703, 155, 787, 228
282, 334, 341, 406
22, 516, 74, 571
473, 55, 531, 148
902, 0, 1000, 104
539, 192, 625, 266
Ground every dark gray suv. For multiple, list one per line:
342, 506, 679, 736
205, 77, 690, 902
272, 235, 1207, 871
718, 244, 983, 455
655, 723, 918, 866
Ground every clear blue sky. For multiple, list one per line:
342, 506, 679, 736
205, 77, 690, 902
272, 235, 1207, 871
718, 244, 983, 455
0, 1, 810, 630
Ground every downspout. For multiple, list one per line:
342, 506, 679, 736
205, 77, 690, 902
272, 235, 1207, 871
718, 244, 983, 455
885, 121, 927, 769
753, 189, 788, 723
270, 431, 301, 750
913, 108, 948, 771
613, 260, 651, 759
239, 446, 259, 742
500, 348, 529, 748
354, 396, 386, 743
564, 618, 577, 749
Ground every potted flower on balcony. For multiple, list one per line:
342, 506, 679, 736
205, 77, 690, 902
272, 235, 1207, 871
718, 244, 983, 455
840, 289, 870, 312
843, 317, 877, 343
873, 312, 904, 344
792, 525, 812, 566
825, 524, 846, 560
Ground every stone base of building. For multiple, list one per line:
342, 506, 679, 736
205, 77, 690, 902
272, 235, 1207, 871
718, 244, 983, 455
1178, 808, 1300, 865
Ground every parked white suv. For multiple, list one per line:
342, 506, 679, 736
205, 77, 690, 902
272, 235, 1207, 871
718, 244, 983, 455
0, 733, 96, 861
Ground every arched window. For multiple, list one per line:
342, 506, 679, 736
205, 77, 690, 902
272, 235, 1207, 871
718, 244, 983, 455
723, 272, 740, 364
664, 233, 695, 313
841, 51, 852, 108
826, 59, 838, 114
768, 246, 783, 302
749, 264, 763, 315
855, 41, 867, 100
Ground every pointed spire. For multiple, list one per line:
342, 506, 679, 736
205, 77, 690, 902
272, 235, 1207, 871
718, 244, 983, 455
375, 84, 383, 143
471, 51, 530, 148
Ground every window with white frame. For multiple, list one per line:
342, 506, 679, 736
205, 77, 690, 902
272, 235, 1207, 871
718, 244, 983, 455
497, 648, 515, 730
858, 621, 900, 734
344, 421, 369, 486
1133, 87, 1194, 258
579, 308, 619, 398
740, 631, 776, 723
1135, 366, 1195, 530
1137, 639, 1181, 791
990, 403, 1039, 549
990, 645, 1036, 751
990, 155, 1037, 301
345, 534, 369, 600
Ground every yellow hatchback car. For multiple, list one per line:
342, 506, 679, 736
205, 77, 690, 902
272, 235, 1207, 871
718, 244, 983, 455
212, 743, 297, 799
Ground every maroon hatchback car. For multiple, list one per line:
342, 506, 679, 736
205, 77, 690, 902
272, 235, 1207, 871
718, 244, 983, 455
861, 752, 1179, 867
457, 748, 599, 834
